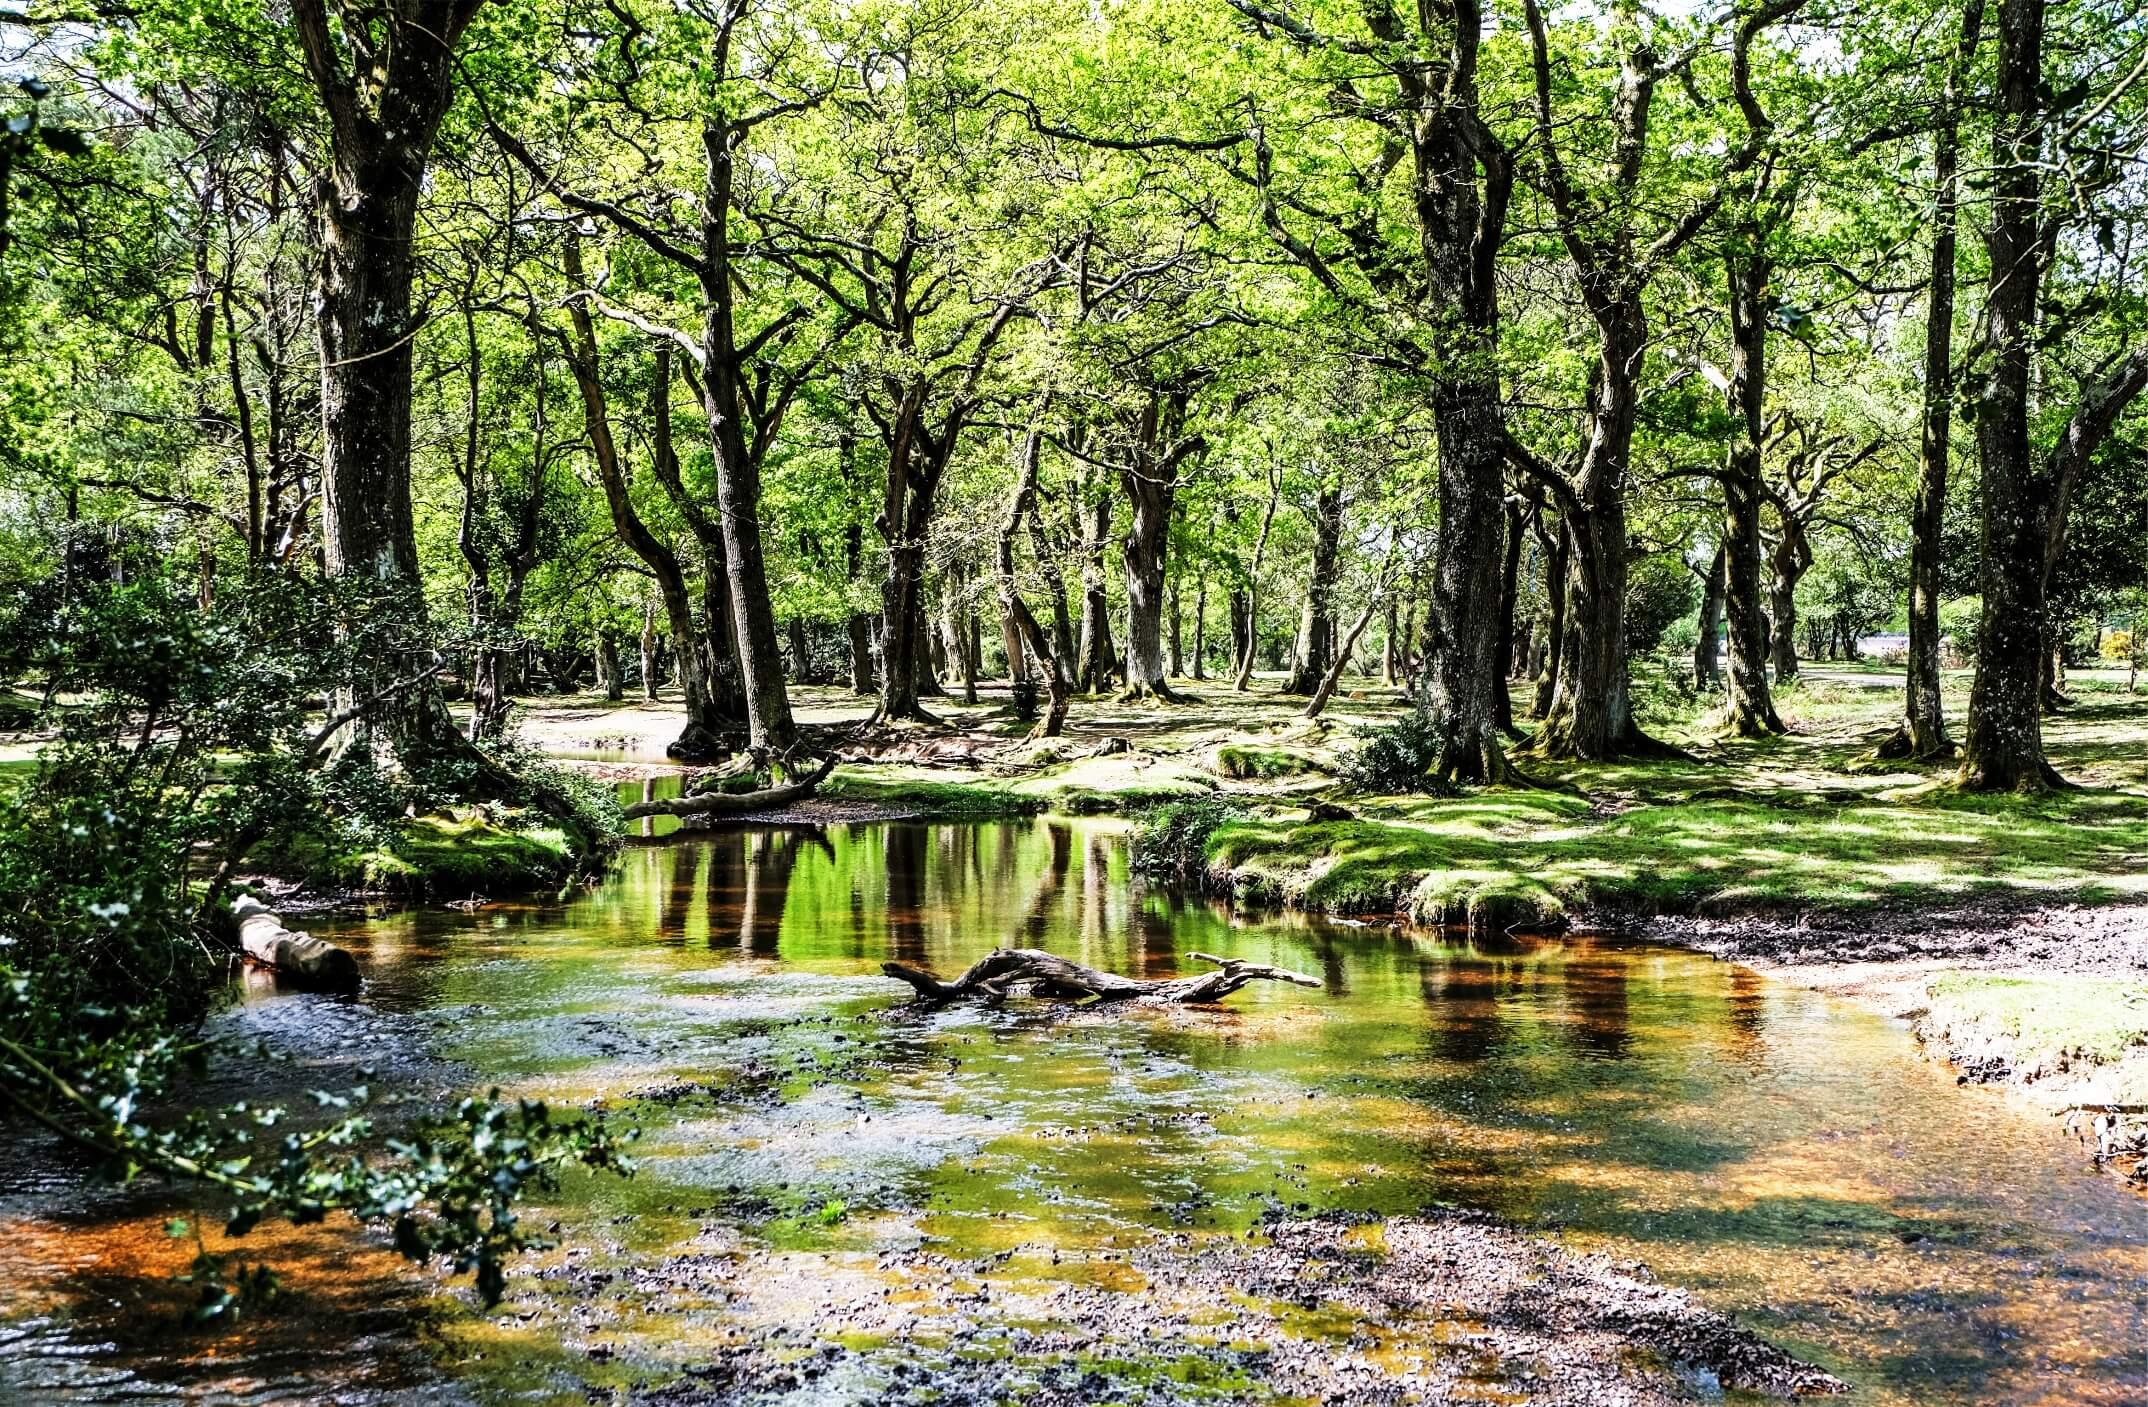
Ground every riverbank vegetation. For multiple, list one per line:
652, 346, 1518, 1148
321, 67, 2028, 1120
6, 0, 2148, 1354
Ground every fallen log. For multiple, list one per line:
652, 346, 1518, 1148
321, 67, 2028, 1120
231, 895, 361, 991
622, 753, 838, 821
880, 947, 1321, 1006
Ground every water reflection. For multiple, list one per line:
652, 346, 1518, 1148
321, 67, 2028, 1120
1563, 951, 1634, 1061
5, 818, 2146, 1407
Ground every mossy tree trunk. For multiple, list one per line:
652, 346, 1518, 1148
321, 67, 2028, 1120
1721, 228, 1784, 736
1693, 542, 1724, 691
297, 0, 490, 770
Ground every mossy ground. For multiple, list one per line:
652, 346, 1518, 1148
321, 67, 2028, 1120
1923, 973, 2148, 1072
1192, 663, 2148, 927
257, 811, 579, 897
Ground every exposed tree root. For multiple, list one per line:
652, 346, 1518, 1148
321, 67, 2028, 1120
1718, 699, 1786, 739
665, 722, 731, 763
1429, 732, 1545, 791
1519, 716, 1700, 766
1866, 723, 1958, 764
621, 754, 837, 820
880, 947, 1321, 1006
1953, 754, 2074, 794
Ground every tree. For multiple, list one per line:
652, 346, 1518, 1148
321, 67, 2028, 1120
1226, 0, 1520, 782
1512, 0, 1801, 760
292, 0, 493, 766
1959, 0, 2148, 789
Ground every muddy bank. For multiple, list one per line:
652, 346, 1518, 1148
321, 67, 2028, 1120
533, 1212, 1840, 1406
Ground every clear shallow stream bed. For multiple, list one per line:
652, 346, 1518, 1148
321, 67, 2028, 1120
2, 818, 2145, 1404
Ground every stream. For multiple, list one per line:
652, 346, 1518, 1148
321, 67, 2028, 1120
3, 817, 2146, 1404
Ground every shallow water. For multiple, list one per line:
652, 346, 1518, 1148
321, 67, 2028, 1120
5, 817, 2147, 1404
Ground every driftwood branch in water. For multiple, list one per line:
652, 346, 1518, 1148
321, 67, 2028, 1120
622, 754, 838, 820
231, 895, 361, 991
880, 947, 1321, 1006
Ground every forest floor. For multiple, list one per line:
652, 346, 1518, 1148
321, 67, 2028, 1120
517, 660, 2148, 1177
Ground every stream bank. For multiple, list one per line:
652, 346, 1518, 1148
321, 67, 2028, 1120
1656, 900, 2148, 1180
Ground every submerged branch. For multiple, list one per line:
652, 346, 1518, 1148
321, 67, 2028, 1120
880, 947, 1321, 1006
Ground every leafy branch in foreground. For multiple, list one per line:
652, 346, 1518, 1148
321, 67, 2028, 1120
0, 572, 630, 1314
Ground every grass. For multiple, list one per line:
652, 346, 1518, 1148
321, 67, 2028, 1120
820, 754, 1219, 818
1211, 742, 1328, 781
1927, 974, 2148, 1065
1923, 973, 2148, 1078
1205, 765, 2148, 924
1195, 661, 2148, 926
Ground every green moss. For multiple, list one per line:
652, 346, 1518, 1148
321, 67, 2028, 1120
267, 812, 578, 896
1203, 776, 2148, 921
818, 769, 1043, 817
1212, 743, 1327, 781
821, 755, 1215, 818
1012, 755, 1217, 813
1925, 974, 2148, 1068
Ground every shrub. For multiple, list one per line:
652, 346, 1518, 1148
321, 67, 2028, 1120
1131, 796, 1248, 881
1625, 554, 1700, 652
1336, 710, 1451, 795
0, 574, 630, 1312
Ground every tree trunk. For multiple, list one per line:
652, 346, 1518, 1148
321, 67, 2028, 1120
1192, 567, 1208, 681
1285, 482, 1343, 695
1532, 520, 1568, 720
1884, 2, 1985, 761
1722, 237, 1785, 736
687, 121, 799, 755
309, 75, 472, 767
944, 579, 978, 705
880, 947, 1319, 1006
1120, 483, 1174, 697
1694, 544, 1725, 690
1958, 0, 2054, 788
1304, 544, 1398, 720
1168, 578, 1184, 680
1077, 482, 1119, 693
1533, 307, 1660, 760
1539, 491, 1634, 758
622, 754, 837, 821
998, 430, 1073, 738
1234, 469, 1282, 690
1491, 499, 1525, 734
595, 628, 623, 702
563, 273, 728, 759
640, 605, 661, 701
231, 895, 359, 992
837, 431, 878, 696
876, 431, 942, 723
1768, 523, 1807, 684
